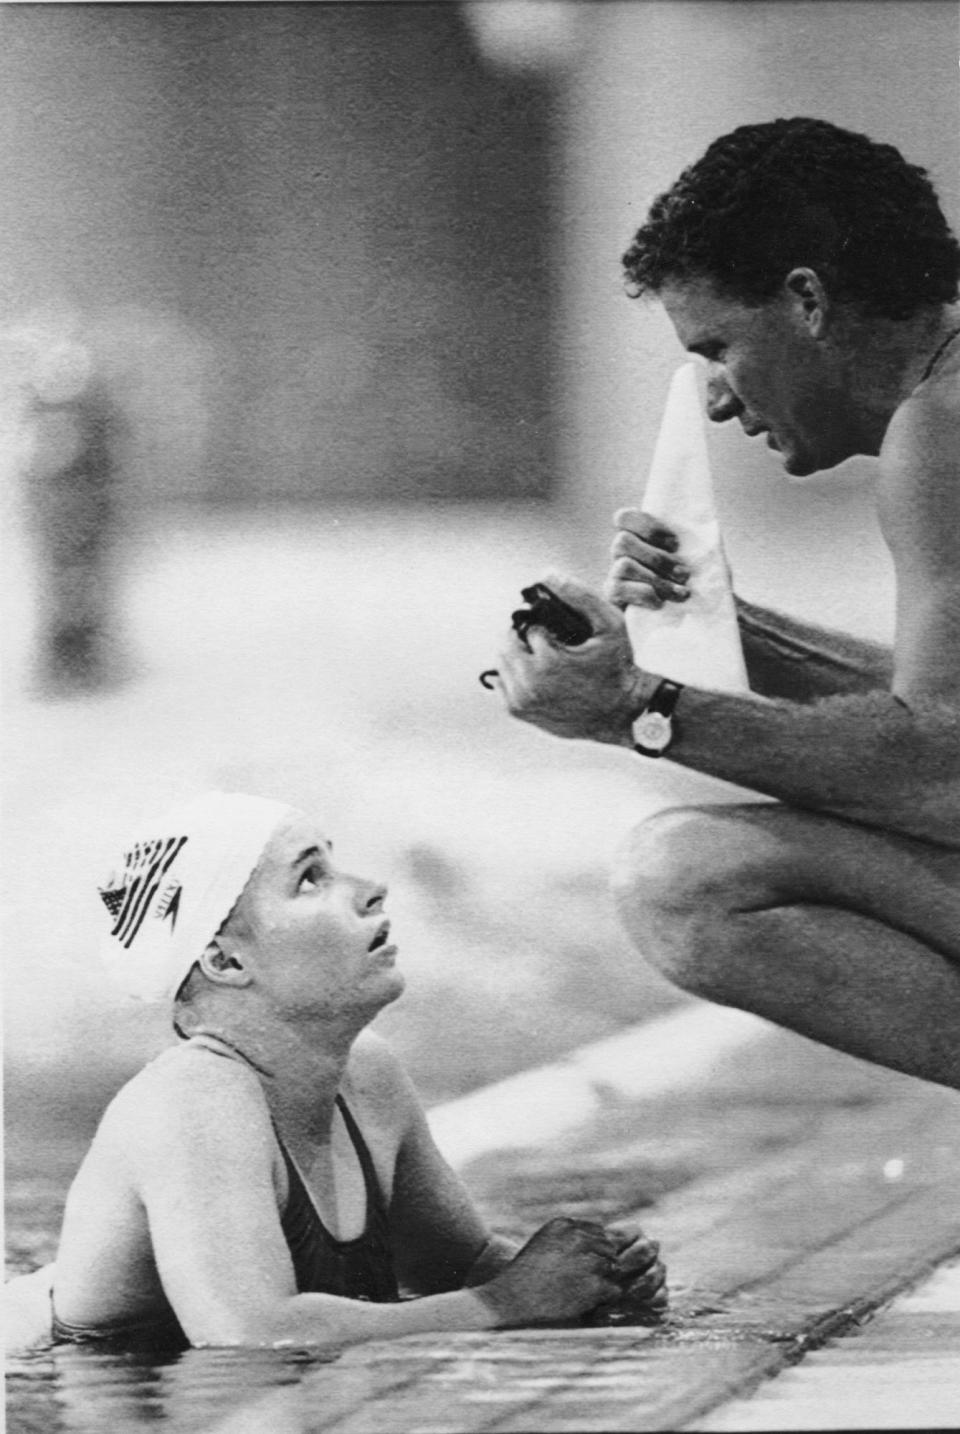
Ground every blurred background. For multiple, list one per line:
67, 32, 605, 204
2, 1, 957, 1145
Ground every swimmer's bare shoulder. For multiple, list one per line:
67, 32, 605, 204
343, 1029, 414, 1110
54, 1045, 281, 1321
340, 1030, 421, 1181
103, 1044, 281, 1195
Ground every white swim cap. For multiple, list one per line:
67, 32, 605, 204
98, 791, 297, 1002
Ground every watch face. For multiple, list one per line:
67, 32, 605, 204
634, 710, 672, 752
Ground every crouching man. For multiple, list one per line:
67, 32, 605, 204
23, 792, 665, 1352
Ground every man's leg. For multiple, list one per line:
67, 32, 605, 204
611, 804, 960, 1088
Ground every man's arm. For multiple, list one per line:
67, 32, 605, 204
637, 682, 960, 845
735, 597, 893, 701
608, 507, 894, 701
496, 571, 960, 849
502, 383, 960, 842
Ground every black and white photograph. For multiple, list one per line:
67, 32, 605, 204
3, 2, 959, 1430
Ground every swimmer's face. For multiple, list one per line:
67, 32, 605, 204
660, 275, 864, 476
227, 811, 403, 1022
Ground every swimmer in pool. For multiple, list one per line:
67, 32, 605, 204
28, 792, 666, 1351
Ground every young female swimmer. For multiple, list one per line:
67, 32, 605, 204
34, 793, 666, 1350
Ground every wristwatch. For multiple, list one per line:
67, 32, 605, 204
632, 679, 684, 757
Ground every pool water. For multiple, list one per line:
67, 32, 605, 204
7, 1343, 346, 1434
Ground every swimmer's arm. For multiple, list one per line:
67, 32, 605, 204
735, 597, 893, 701
125, 1070, 502, 1349
463, 1233, 523, 1285
390, 1103, 521, 1294
350, 1039, 519, 1294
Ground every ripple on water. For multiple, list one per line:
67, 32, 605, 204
6, 1343, 344, 1434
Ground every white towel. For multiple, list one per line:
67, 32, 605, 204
625, 363, 749, 693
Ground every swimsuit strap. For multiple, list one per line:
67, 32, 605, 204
334, 1094, 389, 1222
180, 1032, 273, 1077
919, 325, 960, 384
184, 1039, 384, 1222
275, 1095, 385, 1244
275, 1099, 399, 1302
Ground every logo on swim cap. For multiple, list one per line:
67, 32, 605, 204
155, 880, 183, 929
98, 835, 189, 949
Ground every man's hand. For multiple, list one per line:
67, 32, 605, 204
605, 508, 691, 610
495, 572, 652, 745
472, 1217, 624, 1327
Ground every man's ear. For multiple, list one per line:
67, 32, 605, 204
783, 267, 832, 338
199, 941, 252, 988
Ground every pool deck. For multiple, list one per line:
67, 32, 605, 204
216, 1008, 960, 1433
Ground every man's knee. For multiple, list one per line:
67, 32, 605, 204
610, 805, 763, 995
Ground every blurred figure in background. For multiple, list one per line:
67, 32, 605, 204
27, 334, 128, 694
2, 317, 130, 695
2, 306, 219, 698
496, 118, 960, 1089
8, 791, 667, 1353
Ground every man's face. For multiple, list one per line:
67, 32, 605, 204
234, 812, 403, 1023
659, 276, 858, 476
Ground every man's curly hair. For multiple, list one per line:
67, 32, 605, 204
623, 118, 960, 320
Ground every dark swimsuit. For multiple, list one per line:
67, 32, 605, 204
278, 1096, 398, 1305
51, 1094, 398, 1352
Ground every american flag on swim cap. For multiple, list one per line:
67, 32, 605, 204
100, 835, 189, 949
98, 792, 296, 1002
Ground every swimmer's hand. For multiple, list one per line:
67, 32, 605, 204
588, 1227, 669, 1323
472, 1217, 624, 1327
605, 509, 692, 610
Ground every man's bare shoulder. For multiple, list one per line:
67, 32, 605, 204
878, 353, 960, 563
883, 350, 960, 472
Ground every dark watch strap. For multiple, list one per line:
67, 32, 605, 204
646, 679, 683, 717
